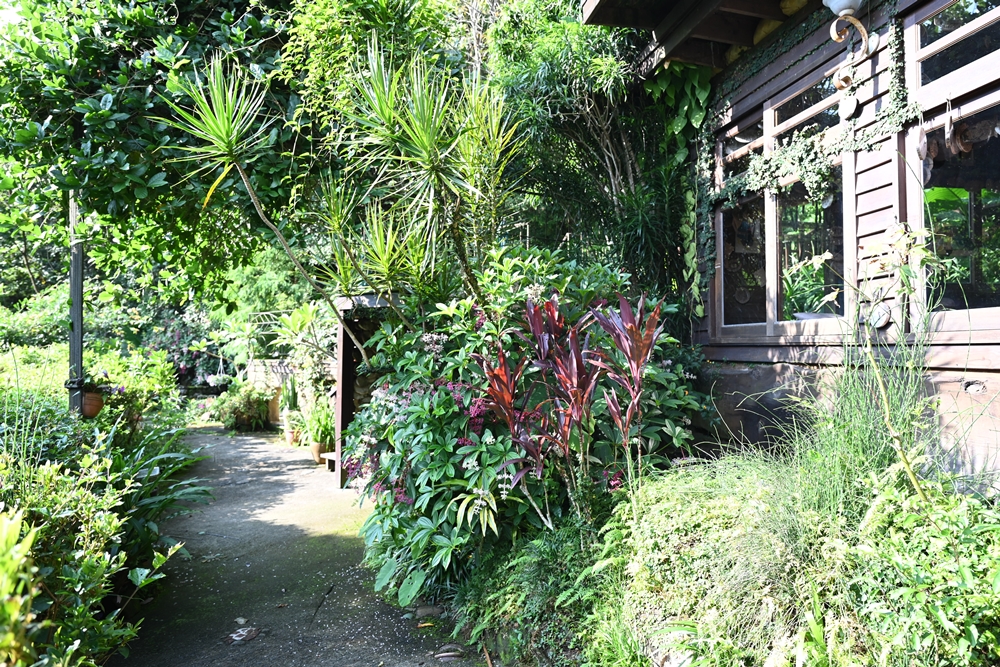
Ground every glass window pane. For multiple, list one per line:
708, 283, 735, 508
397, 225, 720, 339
722, 197, 767, 325
775, 78, 838, 125
775, 108, 839, 144
722, 120, 763, 158
723, 145, 763, 182
920, 0, 1000, 48
921, 15, 1000, 84
778, 173, 845, 321
923, 106, 1000, 310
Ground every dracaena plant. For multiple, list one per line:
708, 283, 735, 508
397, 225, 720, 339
153, 57, 371, 362
591, 294, 665, 519
523, 298, 603, 518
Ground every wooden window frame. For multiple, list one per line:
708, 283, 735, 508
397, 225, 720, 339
714, 77, 854, 344
905, 0, 1000, 112
902, 0, 1000, 340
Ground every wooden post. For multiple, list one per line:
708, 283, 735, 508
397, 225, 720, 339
332, 317, 358, 489
66, 190, 84, 414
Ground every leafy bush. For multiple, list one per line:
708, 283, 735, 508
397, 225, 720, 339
346, 247, 710, 607
843, 482, 1000, 667
0, 284, 67, 348
0, 511, 38, 667
0, 380, 198, 664
210, 380, 273, 431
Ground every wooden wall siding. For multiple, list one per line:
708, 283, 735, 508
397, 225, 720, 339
702, 343, 1000, 371
717, 3, 893, 130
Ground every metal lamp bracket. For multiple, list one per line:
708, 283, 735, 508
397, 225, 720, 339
830, 15, 877, 90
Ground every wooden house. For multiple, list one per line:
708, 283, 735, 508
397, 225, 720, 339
584, 0, 1000, 466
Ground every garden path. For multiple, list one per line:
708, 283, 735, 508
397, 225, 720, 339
107, 426, 476, 667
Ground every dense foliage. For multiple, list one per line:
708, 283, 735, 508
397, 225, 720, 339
344, 247, 711, 608
0, 347, 209, 666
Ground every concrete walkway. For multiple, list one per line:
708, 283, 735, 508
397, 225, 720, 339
108, 426, 476, 667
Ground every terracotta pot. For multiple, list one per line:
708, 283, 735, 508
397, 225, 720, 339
285, 429, 301, 447
82, 392, 104, 419
310, 440, 327, 465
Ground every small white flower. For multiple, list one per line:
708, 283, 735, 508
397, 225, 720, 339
525, 283, 545, 303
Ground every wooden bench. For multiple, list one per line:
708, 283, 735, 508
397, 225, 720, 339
320, 452, 337, 472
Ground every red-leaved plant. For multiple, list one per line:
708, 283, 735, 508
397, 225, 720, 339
590, 294, 664, 518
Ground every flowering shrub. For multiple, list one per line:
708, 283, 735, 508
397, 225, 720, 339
345, 247, 712, 605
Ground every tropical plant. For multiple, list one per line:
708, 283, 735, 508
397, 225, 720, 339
346, 247, 710, 607
155, 57, 372, 361
210, 380, 272, 431
0, 511, 38, 667
306, 397, 337, 446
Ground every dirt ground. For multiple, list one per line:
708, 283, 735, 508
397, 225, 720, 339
107, 426, 477, 667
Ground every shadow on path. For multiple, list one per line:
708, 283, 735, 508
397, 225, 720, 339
108, 426, 474, 667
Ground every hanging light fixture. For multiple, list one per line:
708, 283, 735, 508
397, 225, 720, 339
824, 0, 878, 90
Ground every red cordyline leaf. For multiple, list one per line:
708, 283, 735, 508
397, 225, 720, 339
591, 293, 664, 392
603, 388, 625, 442
471, 346, 525, 433
522, 299, 606, 458
473, 346, 546, 476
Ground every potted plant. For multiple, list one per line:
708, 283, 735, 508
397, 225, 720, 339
284, 409, 305, 446
80, 374, 107, 419
280, 377, 302, 445
305, 398, 336, 465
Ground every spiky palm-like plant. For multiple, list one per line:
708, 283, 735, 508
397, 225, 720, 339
154, 58, 371, 361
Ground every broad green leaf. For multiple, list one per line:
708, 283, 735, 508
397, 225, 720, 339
397, 569, 426, 607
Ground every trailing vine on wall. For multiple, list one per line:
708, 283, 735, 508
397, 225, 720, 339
690, 0, 918, 299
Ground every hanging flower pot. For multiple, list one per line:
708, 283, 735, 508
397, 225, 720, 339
82, 391, 104, 419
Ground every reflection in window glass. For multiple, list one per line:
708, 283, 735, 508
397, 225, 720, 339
722, 197, 767, 325
775, 78, 837, 125
722, 120, 763, 158
778, 173, 844, 321
920, 0, 1000, 47
923, 106, 1000, 310
921, 15, 1000, 84
723, 146, 763, 182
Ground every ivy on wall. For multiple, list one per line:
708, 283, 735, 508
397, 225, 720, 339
690, 0, 918, 300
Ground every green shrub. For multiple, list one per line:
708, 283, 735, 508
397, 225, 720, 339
210, 380, 272, 431
454, 520, 609, 665
0, 511, 38, 667
0, 382, 194, 665
348, 247, 711, 609
0, 284, 67, 348
842, 482, 1000, 667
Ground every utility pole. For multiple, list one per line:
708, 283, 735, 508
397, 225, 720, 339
65, 190, 84, 414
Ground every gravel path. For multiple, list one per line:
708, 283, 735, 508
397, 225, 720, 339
108, 426, 477, 667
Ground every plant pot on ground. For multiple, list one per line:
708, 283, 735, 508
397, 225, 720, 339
283, 408, 305, 447
305, 398, 336, 465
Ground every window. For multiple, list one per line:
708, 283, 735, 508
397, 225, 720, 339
722, 196, 766, 325
907, 0, 1000, 110
922, 105, 1000, 310
778, 173, 845, 321
714, 75, 846, 338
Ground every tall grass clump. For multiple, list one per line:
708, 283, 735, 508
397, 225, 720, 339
596, 331, 960, 666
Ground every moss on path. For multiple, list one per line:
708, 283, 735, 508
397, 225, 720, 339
108, 426, 475, 667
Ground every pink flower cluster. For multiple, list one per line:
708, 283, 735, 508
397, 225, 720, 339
467, 397, 489, 435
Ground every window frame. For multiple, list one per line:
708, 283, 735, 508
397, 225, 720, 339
902, 0, 1000, 339
713, 76, 853, 343
907, 92, 1000, 337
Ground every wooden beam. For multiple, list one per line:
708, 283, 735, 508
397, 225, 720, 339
671, 38, 728, 68
653, 0, 724, 46
67, 190, 84, 415
717, 0, 786, 21
690, 12, 757, 46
